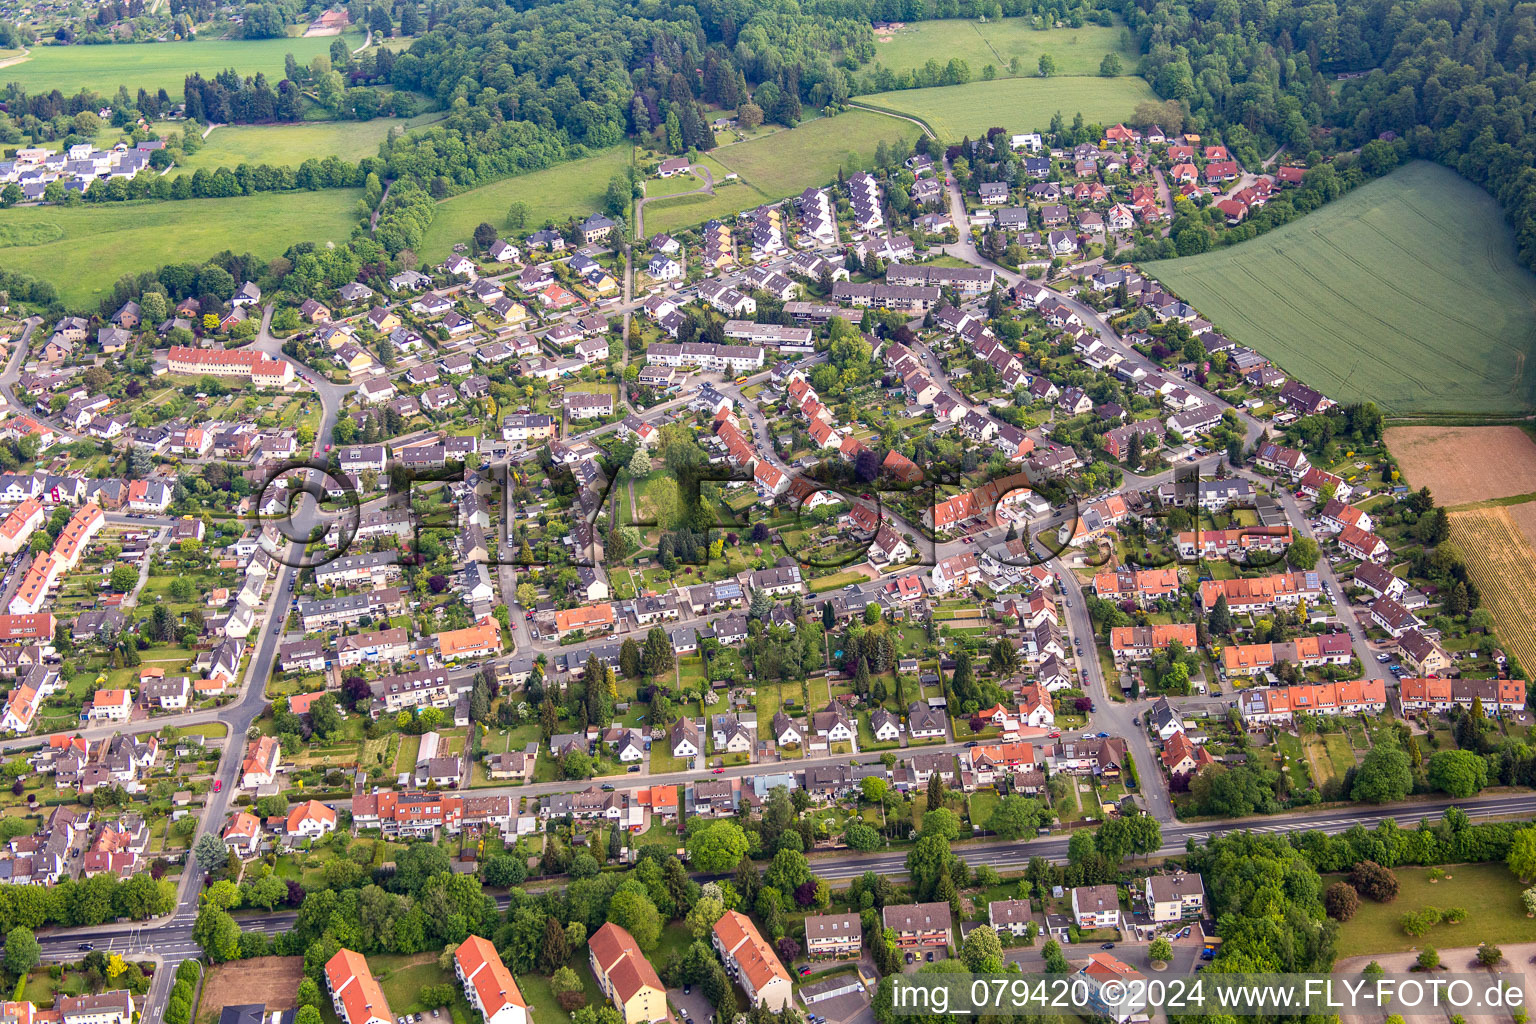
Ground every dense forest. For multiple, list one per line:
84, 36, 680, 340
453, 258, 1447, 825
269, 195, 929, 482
8, 0, 1536, 270
1130, 0, 1536, 270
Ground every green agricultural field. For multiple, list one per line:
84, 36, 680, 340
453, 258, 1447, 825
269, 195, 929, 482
855, 75, 1157, 140
1145, 161, 1536, 416
0, 190, 362, 308
169, 113, 444, 173
0, 33, 366, 97
643, 110, 920, 236
418, 145, 633, 261
863, 18, 1138, 83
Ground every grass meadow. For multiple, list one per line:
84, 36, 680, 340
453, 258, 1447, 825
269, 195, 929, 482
0, 190, 362, 308
1329, 862, 1536, 958
418, 146, 634, 261
862, 18, 1139, 82
855, 75, 1157, 139
1146, 161, 1536, 416
0, 33, 366, 96
168, 113, 445, 173
642, 110, 920, 237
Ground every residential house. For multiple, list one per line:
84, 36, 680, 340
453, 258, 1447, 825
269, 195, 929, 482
1144, 873, 1204, 922
882, 903, 953, 949
804, 912, 862, 958
1070, 884, 1120, 928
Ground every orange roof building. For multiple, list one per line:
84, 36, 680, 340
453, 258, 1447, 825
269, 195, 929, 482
168, 345, 294, 385
8, 553, 58, 615
711, 911, 792, 1011
241, 735, 280, 788
1109, 623, 1197, 662
1238, 679, 1387, 723
286, 799, 338, 837
455, 934, 527, 1024
1, 683, 41, 732
1198, 572, 1320, 612
589, 923, 667, 1024
1400, 677, 1525, 714
0, 499, 43, 555
554, 604, 615, 636
53, 504, 105, 569
882, 449, 924, 482
636, 785, 679, 816
0, 612, 55, 641
326, 948, 393, 1024
436, 617, 504, 661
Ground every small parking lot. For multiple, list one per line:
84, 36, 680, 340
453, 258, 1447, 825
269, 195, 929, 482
668, 984, 714, 1024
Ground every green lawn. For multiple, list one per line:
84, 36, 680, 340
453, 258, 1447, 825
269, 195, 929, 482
1330, 862, 1536, 958
854, 75, 1157, 141
710, 111, 922, 201
643, 183, 771, 238
642, 110, 920, 237
861, 18, 1139, 83
520, 964, 608, 1024
0, 33, 367, 96
809, 569, 870, 593
1146, 161, 1536, 416
1321, 731, 1358, 778
170, 113, 445, 173
372, 954, 474, 1019
967, 790, 1000, 830
420, 146, 634, 261
0, 190, 363, 308
643, 169, 709, 198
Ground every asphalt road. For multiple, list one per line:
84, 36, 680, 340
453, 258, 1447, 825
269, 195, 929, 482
35, 791, 1536, 964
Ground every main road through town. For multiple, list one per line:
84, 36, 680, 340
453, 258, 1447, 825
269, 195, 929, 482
36, 791, 1536, 969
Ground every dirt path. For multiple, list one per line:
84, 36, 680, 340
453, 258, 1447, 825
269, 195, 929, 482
0, 47, 30, 70
369, 179, 392, 233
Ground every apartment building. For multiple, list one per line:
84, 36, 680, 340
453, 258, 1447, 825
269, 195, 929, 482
589, 923, 667, 1024
455, 935, 527, 1024
712, 910, 792, 1011
326, 948, 392, 1024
